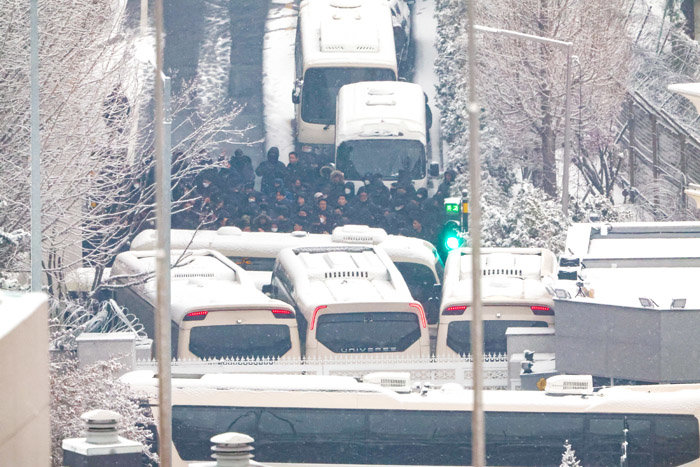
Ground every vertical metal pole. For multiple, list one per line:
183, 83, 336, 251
30, 0, 42, 292
562, 47, 572, 215
467, 1, 484, 465
154, 0, 172, 465
140, 0, 148, 36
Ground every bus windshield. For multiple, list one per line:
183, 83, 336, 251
316, 312, 420, 353
447, 320, 548, 355
336, 139, 425, 180
301, 67, 396, 124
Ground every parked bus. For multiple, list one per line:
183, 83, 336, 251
268, 245, 430, 358
292, 0, 398, 162
123, 370, 700, 466
110, 249, 300, 360
130, 225, 443, 317
436, 247, 557, 356
335, 81, 436, 191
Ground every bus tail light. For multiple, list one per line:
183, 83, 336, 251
442, 305, 467, 315
310, 305, 327, 330
531, 305, 553, 315
183, 310, 208, 321
409, 302, 427, 328
272, 308, 295, 319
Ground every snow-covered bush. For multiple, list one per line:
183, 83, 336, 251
560, 439, 581, 467
50, 357, 156, 466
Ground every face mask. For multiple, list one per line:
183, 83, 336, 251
345, 188, 351, 194
248, 197, 256, 203
203, 181, 211, 188
271, 227, 278, 232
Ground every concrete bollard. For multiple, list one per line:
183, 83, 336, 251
62, 409, 142, 466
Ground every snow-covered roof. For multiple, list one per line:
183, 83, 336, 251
335, 81, 426, 144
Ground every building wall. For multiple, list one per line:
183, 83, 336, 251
0, 292, 50, 466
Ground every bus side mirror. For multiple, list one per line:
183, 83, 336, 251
429, 162, 440, 178
292, 80, 302, 104
262, 284, 272, 295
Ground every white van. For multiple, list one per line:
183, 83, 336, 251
269, 245, 431, 358
292, 0, 398, 161
110, 249, 300, 360
335, 81, 431, 190
130, 225, 443, 319
435, 247, 557, 356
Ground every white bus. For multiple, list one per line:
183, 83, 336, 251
123, 370, 700, 466
130, 225, 443, 319
436, 247, 557, 356
335, 81, 433, 191
292, 0, 398, 162
269, 245, 430, 358
110, 249, 300, 360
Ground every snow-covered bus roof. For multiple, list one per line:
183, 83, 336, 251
441, 247, 557, 302
123, 369, 700, 416
298, 0, 397, 71
130, 225, 440, 278
110, 249, 293, 325
277, 245, 413, 305
335, 81, 426, 144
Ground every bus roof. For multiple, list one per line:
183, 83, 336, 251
336, 81, 426, 144
298, 0, 397, 71
110, 249, 293, 325
123, 370, 700, 415
130, 225, 440, 278
441, 247, 556, 305
277, 245, 413, 304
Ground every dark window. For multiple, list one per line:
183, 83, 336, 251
394, 262, 437, 306
301, 67, 396, 124
447, 320, 548, 355
585, 416, 651, 466
337, 139, 426, 181
486, 412, 585, 466
188, 324, 292, 359
229, 256, 275, 271
316, 312, 421, 353
654, 415, 699, 466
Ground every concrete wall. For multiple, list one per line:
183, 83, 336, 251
0, 292, 50, 466
555, 298, 700, 383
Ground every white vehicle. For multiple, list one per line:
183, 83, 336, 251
386, 0, 413, 68
292, 0, 398, 162
269, 245, 430, 358
109, 249, 300, 360
335, 81, 435, 191
130, 225, 443, 318
123, 370, 700, 466
436, 247, 557, 356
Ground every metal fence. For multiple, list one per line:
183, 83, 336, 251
617, 91, 700, 217
135, 354, 511, 389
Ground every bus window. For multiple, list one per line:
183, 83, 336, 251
301, 67, 396, 124
229, 256, 276, 271
316, 312, 421, 353
585, 416, 651, 465
394, 261, 438, 306
189, 324, 292, 359
446, 320, 549, 355
337, 139, 426, 181
654, 415, 700, 466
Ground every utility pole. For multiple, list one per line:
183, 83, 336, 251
154, 0, 172, 465
467, 2, 484, 466
30, 0, 41, 292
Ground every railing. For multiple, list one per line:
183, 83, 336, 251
135, 354, 510, 389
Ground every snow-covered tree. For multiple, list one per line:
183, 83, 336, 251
0, 0, 246, 294
50, 357, 156, 466
560, 439, 581, 467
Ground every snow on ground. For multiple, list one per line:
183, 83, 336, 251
194, 0, 232, 115
412, 0, 443, 168
262, 0, 297, 165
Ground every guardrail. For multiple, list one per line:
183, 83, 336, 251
135, 354, 510, 389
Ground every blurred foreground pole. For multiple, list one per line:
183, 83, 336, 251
154, 0, 172, 465
466, 0, 484, 465
30, 0, 42, 292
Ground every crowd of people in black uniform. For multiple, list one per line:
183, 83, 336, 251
172, 146, 457, 244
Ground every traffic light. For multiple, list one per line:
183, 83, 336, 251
437, 219, 464, 260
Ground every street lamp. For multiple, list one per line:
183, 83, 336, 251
473, 25, 573, 215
